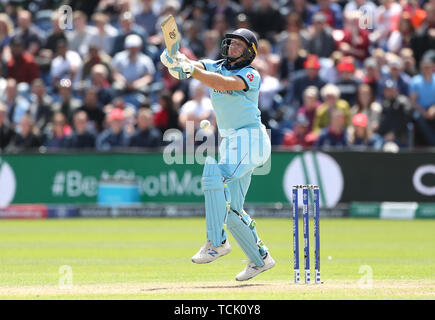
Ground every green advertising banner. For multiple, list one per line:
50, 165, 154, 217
1, 150, 435, 207
0, 152, 295, 205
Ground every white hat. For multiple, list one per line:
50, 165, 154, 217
125, 34, 142, 49
321, 84, 340, 99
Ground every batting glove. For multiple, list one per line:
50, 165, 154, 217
160, 49, 186, 69
169, 66, 191, 79
172, 53, 195, 76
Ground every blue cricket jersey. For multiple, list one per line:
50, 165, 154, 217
199, 59, 262, 134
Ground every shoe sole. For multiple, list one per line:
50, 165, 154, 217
191, 248, 232, 264
235, 261, 275, 281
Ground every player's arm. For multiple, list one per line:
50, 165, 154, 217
191, 66, 247, 91
410, 92, 428, 117
186, 58, 205, 71
160, 50, 246, 91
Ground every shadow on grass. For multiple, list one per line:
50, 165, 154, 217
141, 283, 267, 292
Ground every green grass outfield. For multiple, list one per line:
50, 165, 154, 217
0, 217, 434, 299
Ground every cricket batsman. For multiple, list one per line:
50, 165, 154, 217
160, 28, 275, 281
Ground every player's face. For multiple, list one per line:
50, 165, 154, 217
228, 38, 247, 58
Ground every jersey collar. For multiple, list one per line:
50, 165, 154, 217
223, 59, 251, 70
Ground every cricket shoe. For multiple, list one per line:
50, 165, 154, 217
235, 252, 275, 281
192, 240, 232, 264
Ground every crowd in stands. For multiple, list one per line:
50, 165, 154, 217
0, 0, 434, 153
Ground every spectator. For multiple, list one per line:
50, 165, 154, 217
43, 112, 71, 151
378, 79, 413, 147
253, 58, 280, 125
81, 43, 112, 82
278, 32, 307, 85
372, 48, 387, 75
250, 0, 284, 42
284, 54, 326, 111
87, 12, 118, 57
338, 10, 370, 63
66, 11, 94, 57
380, 55, 411, 97
276, 12, 310, 57
360, 57, 380, 99
287, 0, 311, 25
7, 113, 41, 151
281, 113, 316, 148
179, 82, 214, 130
64, 111, 96, 149
28, 78, 53, 132
134, 0, 159, 36
335, 56, 361, 106
308, 0, 344, 29
235, 12, 251, 30
306, 12, 335, 58
129, 108, 162, 148
373, 0, 402, 50
0, 102, 14, 151
206, 0, 241, 31
211, 13, 230, 41
319, 50, 342, 84
153, 89, 180, 134
351, 84, 382, 133
122, 105, 137, 136
51, 79, 82, 125
84, 64, 115, 107
313, 83, 351, 134
0, 13, 14, 58
347, 113, 380, 149
297, 86, 321, 132
409, 57, 435, 146
50, 40, 83, 88
11, 10, 43, 56
111, 11, 148, 57
77, 86, 106, 133
378, 79, 413, 148
202, 29, 221, 60
315, 109, 348, 148
387, 12, 415, 54
400, 48, 418, 77
187, 1, 209, 34
183, 20, 205, 60
405, 0, 426, 30
6, 36, 40, 84
255, 39, 280, 80
96, 108, 130, 150
42, 11, 68, 59
410, 2, 435, 67
64, 0, 100, 18
112, 34, 155, 94
2, 78, 30, 126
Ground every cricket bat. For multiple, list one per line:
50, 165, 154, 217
160, 15, 180, 57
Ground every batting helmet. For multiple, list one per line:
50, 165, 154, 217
221, 28, 258, 65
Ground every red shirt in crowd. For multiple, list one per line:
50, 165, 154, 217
7, 52, 40, 84
281, 131, 317, 148
340, 29, 370, 62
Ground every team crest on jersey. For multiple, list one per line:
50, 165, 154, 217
247, 73, 254, 82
